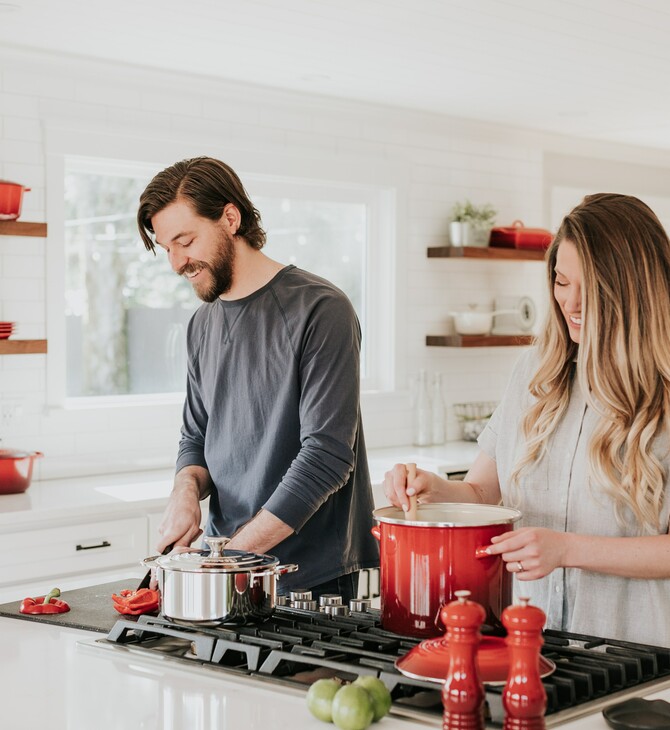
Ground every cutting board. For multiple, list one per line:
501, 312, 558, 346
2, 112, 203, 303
0, 578, 141, 633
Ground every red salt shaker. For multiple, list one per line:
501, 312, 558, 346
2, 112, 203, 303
441, 589, 486, 730
502, 597, 547, 730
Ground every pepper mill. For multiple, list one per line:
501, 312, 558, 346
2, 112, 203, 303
502, 597, 547, 730
441, 589, 486, 730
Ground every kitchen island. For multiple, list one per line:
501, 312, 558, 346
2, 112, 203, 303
1, 614, 669, 730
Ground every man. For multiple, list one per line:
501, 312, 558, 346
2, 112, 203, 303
137, 156, 379, 601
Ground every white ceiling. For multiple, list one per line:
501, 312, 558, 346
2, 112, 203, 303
2, 0, 670, 151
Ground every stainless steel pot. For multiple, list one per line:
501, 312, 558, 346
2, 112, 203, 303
142, 536, 298, 625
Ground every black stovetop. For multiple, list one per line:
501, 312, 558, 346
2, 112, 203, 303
100, 605, 670, 727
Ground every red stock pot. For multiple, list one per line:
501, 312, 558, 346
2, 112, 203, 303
372, 503, 521, 638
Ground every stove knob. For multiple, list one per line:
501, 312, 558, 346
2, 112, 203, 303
290, 589, 313, 602
294, 599, 318, 611
276, 595, 290, 607
349, 599, 371, 613
319, 594, 343, 608
325, 604, 350, 617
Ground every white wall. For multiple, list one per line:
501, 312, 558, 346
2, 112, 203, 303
3, 46, 670, 480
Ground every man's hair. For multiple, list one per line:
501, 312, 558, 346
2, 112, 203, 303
137, 157, 266, 251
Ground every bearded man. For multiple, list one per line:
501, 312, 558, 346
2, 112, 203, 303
137, 157, 378, 602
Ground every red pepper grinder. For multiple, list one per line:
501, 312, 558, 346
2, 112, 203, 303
441, 589, 486, 730
502, 597, 547, 730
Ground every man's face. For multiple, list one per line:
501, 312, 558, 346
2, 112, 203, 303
152, 199, 236, 302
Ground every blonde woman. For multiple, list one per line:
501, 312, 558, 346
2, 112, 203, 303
384, 193, 670, 646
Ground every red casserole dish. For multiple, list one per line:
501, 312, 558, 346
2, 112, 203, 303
0, 181, 31, 221
489, 220, 553, 251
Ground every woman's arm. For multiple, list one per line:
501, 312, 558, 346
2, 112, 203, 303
383, 451, 502, 511
487, 527, 670, 580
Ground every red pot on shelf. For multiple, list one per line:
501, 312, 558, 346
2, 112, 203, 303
0, 181, 31, 221
372, 503, 521, 638
0, 450, 43, 495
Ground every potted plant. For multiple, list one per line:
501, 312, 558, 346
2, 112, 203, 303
449, 200, 497, 247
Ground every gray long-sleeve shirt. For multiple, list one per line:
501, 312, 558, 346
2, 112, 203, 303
176, 265, 379, 590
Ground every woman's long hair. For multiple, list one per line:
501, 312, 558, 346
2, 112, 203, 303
511, 193, 670, 533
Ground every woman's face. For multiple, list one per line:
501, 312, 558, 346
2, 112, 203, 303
554, 239, 583, 343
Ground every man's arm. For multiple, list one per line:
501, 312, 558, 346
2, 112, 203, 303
226, 509, 294, 554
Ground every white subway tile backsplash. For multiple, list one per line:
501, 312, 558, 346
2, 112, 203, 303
3, 116, 41, 142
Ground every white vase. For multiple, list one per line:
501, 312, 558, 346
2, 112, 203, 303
450, 221, 472, 247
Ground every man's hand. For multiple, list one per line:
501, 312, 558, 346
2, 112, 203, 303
156, 465, 211, 553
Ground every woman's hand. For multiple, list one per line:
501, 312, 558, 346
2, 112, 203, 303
486, 527, 570, 581
382, 463, 447, 511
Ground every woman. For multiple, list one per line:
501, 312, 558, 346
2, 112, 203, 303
384, 193, 670, 646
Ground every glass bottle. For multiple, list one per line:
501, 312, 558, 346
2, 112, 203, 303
432, 372, 446, 445
413, 369, 433, 446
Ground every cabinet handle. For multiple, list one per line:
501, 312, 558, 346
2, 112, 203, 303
76, 540, 111, 551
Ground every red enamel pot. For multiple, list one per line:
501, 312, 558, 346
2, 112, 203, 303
0, 449, 43, 495
0, 180, 31, 220
372, 503, 521, 638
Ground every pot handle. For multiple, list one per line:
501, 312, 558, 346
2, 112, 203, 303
371, 526, 381, 540
275, 563, 299, 576
141, 555, 161, 569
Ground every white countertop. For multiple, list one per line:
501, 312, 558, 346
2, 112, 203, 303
1, 616, 667, 730
0, 441, 481, 525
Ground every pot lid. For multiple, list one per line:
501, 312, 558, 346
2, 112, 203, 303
373, 502, 522, 527
395, 633, 555, 686
155, 541, 280, 573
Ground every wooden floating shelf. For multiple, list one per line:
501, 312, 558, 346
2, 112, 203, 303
427, 334, 535, 348
0, 220, 48, 238
0, 339, 48, 355
427, 246, 545, 261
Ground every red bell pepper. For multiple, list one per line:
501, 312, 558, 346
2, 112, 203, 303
111, 588, 160, 615
20, 587, 70, 615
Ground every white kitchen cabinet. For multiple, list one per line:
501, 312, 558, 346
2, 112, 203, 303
0, 516, 146, 588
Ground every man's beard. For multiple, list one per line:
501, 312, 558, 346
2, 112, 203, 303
179, 226, 235, 302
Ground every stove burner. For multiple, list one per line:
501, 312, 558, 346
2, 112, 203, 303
101, 607, 670, 727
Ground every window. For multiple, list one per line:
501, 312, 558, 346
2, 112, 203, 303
62, 158, 392, 402
64, 158, 197, 398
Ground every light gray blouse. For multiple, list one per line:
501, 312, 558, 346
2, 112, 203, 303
478, 348, 670, 647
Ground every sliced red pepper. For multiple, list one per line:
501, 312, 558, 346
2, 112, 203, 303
20, 587, 70, 615
111, 588, 160, 615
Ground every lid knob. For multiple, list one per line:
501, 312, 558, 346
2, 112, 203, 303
204, 536, 231, 558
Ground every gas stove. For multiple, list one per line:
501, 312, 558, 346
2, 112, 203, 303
91, 596, 670, 728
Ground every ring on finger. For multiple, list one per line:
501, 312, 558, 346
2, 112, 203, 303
516, 561, 524, 572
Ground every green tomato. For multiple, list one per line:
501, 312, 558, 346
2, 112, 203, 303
331, 685, 374, 730
352, 676, 392, 722
306, 678, 341, 722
